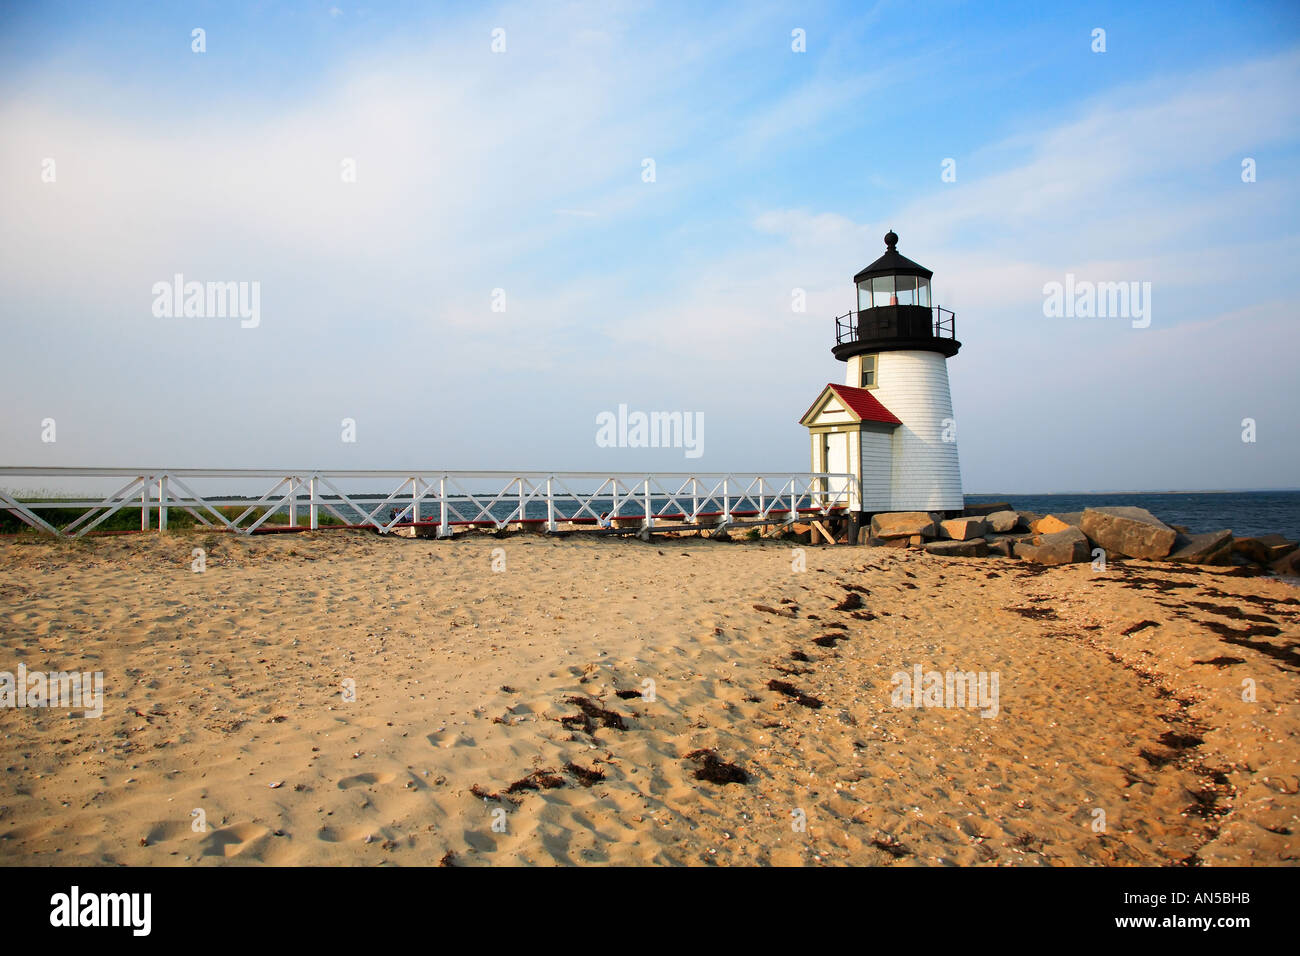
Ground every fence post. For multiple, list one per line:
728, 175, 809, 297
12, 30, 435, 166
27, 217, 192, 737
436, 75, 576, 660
158, 475, 167, 531
288, 478, 297, 528
439, 476, 449, 537
141, 477, 150, 531
412, 477, 420, 524
309, 476, 319, 529
546, 477, 556, 532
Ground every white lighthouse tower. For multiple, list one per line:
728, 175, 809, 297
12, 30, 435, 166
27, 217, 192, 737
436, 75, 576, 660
799, 231, 963, 516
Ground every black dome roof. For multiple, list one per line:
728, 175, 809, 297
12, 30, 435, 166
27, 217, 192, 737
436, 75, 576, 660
853, 231, 933, 283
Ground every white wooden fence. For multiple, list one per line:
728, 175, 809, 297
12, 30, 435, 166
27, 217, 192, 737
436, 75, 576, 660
0, 468, 859, 539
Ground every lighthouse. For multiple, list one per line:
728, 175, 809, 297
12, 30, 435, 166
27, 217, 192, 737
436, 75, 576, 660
799, 231, 963, 516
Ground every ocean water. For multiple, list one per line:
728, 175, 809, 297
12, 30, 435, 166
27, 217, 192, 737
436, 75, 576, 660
964, 491, 1300, 542
209, 488, 1300, 544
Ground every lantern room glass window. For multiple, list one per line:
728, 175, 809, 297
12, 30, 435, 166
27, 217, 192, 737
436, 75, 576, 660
871, 275, 892, 307
894, 276, 916, 306
857, 275, 934, 310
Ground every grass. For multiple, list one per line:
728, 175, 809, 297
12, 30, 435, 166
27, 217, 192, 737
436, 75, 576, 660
0, 503, 345, 536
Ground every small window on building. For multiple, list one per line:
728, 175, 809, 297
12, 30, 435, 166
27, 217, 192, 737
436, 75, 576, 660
860, 353, 878, 388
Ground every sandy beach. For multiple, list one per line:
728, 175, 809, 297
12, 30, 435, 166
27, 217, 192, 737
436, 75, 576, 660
0, 530, 1296, 867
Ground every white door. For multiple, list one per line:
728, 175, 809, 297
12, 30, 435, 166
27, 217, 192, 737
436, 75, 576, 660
823, 431, 850, 509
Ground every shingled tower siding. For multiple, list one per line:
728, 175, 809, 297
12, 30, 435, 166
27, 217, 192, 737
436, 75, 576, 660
858, 424, 894, 510
869, 350, 962, 510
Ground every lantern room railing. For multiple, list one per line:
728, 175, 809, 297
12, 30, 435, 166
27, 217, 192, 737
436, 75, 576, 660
834, 305, 956, 346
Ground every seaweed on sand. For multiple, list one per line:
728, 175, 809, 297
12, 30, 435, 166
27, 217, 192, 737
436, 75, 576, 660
766, 678, 824, 709
561, 695, 629, 733
564, 762, 606, 787
685, 749, 750, 785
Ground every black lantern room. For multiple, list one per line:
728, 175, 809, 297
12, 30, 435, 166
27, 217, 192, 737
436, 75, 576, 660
832, 231, 959, 360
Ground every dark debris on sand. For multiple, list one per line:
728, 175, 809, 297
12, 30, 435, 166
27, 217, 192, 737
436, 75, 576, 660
771, 662, 812, 677
685, 748, 750, 785
832, 592, 864, 611
812, 633, 848, 648
1196, 620, 1298, 668
564, 762, 606, 787
1008, 605, 1059, 620
1192, 656, 1247, 668
561, 695, 630, 733
1140, 728, 1205, 770
766, 678, 824, 709
1186, 600, 1278, 624
504, 769, 566, 794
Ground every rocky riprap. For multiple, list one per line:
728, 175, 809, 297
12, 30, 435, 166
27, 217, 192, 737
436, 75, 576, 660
859, 505, 1298, 572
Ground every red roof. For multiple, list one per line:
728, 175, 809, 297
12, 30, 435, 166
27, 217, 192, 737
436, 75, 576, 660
822, 383, 902, 425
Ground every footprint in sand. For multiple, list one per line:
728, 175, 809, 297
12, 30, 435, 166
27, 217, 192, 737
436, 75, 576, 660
337, 771, 396, 790
426, 730, 475, 749
200, 822, 268, 858
316, 825, 373, 843
143, 820, 193, 845
0, 820, 54, 843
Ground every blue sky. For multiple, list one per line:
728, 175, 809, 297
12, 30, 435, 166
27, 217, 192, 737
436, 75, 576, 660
1, 0, 1298, 492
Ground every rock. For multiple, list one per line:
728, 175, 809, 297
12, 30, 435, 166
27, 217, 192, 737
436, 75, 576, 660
1270, 550, 1300, 577
940, 517, 989, 541
985, 538, 1018, 557
1167, 529, 1235, 564
1031, 515, 1069, 534
985, 510, 1020, 533
963, 502, 1013, 517
1078, 507, 1176, 559
870, 512, 940, 539
1031, 513, 1084, 534
1234, 534, 1298, 565
866, 536, 910, 548
1014, 527, 1090, 566
988, 532, 1034, 544
925, 538, 989, 558
1016, 511, 1043, 532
